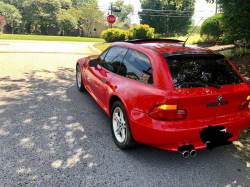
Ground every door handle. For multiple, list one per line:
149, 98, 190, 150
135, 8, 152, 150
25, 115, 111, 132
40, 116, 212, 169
102, 78, 107, 83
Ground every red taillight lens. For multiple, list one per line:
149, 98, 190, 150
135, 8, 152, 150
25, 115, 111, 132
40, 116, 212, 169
238, 100, 250, 110
148, 104, 187, 121
238, 96, 250, 110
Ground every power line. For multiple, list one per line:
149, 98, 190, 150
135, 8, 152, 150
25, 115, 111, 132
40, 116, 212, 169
140, 9, 215, 13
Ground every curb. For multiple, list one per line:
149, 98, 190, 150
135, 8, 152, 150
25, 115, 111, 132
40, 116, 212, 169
88, 45, 102, 54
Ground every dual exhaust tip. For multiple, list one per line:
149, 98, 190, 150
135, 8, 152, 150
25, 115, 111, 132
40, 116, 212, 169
178, 145, 197, 158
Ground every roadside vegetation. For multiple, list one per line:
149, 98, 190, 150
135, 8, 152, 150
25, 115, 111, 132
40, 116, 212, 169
0, 0, 134, 37
0, 34, 105, 42
222, 48, 250, 60
94, 44, 110, 51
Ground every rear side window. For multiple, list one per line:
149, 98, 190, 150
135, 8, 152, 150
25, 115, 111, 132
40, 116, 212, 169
118, 49, 153, 84
98, 49, 109, 66
102, 47, 128, 73
166, 56, 244, 89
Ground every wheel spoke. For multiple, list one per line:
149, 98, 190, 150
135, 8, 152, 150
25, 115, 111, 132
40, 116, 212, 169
121, 128, 126, 140
121, 120, 126, 125
114, 113, 120, 122
120, 110, 124, 122
115, 127, 121, 133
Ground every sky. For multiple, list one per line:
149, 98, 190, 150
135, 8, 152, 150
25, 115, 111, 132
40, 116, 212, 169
98, 0, 216, 26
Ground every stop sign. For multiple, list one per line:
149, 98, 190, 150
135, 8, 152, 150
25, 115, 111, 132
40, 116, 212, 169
107, 15, 116, 24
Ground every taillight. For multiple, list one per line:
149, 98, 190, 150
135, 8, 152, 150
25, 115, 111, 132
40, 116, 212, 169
238, 96, 250, 110
148, 104, 187, 121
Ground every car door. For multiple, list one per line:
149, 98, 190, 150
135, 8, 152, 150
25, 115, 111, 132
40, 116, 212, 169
86, 46, 128, 107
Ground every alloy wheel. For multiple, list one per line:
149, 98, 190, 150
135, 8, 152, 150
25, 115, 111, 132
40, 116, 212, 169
112, 107, 127, 143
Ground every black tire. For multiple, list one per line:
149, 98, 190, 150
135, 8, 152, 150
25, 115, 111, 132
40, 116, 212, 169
76, 64, 86, 92
111, 101, 138, 149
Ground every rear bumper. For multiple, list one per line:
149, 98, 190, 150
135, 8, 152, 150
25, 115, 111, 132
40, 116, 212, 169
127, 108, 250, 151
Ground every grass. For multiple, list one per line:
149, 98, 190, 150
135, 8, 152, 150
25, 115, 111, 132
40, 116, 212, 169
176, 34, 205, 45
221, 47, 250, 59
94, 44, 110, 51
161, 34, 210, 45
0, 34, 105, 43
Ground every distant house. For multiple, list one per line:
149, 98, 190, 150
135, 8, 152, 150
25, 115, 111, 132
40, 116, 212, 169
48, 26, 81, 36
48, 26, 61, 36
113, 22, 130, 31
82, 20, 130, 38
82, 20, 107, 38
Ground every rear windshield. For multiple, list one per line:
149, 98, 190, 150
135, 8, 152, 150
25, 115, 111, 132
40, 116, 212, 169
166, 56, 244, 89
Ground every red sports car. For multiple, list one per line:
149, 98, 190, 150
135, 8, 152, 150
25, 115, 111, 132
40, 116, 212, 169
76, 39, 250, 158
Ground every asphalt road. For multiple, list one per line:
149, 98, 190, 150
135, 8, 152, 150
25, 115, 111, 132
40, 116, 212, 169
0, 40, 249, 187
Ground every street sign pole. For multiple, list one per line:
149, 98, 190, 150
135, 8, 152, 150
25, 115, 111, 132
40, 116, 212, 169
111, 3, 113, 28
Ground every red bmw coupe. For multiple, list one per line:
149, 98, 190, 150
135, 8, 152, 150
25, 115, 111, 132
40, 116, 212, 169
76, 39, 250, 157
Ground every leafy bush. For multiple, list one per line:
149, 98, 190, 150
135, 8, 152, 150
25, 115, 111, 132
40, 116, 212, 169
101, 28, 126, 42
208, 0, 250, 44
127, 24, 154, 40
154, 33, 165, 39
200, 14, 223, 41
221, 48, 250, 59
223, 50, 233, 59
234, 47, 250, 57
177, 34, 205, 45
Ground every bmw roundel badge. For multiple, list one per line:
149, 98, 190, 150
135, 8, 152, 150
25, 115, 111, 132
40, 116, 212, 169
218, 95, 223, 101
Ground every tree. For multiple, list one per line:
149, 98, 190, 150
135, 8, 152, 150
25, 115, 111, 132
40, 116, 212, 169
139, 0, 195, 37
112, 0, 134, 23
206, 0, 250, 43
60, 0, 72, 10
200, 14, 222, 41
57, 9, 77, 35
22, 0, 61, 34
69, 5, 104, 37
0, 15, 7, 34
71, 0, 98, 7
0, 1, 22, 34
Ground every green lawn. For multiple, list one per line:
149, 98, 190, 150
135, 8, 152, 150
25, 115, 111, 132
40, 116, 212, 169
0, 34, 105, 43
94, 44, 110, 51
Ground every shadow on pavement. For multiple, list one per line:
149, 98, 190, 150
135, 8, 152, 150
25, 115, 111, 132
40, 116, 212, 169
0, 67, 249, 186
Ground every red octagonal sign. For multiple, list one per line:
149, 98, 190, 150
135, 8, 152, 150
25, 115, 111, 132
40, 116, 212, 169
107, 15, 116, 24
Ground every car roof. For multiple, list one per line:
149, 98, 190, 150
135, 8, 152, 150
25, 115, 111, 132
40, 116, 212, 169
115, 39, 221, 58
138, 42, 212, 53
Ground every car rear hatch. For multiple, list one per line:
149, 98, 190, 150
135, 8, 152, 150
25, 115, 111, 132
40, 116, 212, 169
165, 53, 250, 120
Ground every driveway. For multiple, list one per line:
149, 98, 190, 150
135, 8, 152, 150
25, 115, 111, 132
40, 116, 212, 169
0, 40, 249, 187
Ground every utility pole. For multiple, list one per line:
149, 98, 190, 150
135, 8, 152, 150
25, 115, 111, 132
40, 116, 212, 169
109, 3, 121, 28
215, 0, 218, 15
111, 3, 113, 28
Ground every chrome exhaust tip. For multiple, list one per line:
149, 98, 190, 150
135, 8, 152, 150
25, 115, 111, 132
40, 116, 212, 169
181, 150, 190, 158
178, 145, 196, 158
190, 149, 197, 157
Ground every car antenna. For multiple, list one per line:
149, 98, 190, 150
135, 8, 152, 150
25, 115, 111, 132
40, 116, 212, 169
182, 17, 203, 47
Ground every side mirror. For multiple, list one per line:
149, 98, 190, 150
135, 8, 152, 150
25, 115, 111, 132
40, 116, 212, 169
89, 59, 98, 67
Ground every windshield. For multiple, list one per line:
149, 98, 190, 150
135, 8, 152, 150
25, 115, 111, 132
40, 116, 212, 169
166, 56, 244, 89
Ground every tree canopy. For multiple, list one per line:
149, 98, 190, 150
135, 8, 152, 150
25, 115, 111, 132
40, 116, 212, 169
0, 1, 22, 34
112, 0, 134, 23
57, 9, 77, 35
71, 0, 98, 7
22, 0, 61, 34
0, 0, 102, 35
139, 0, 195, 36
200, 14, 222, 41
206, 0, 250, 43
